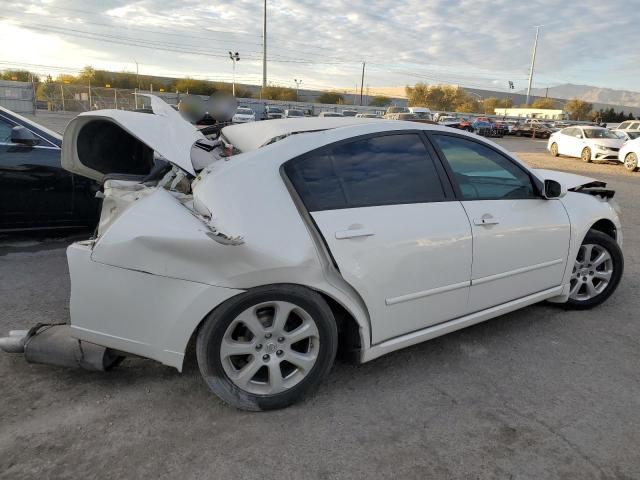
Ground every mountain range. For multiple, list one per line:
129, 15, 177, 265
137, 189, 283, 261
523, 84, 640, 108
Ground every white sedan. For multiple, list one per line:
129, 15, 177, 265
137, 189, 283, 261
0, 97, 624, 411
619, 137, 640, 171
547, 126, 625, 162
231, 106, 255, 123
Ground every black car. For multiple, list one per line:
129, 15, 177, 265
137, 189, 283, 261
0, 107, 101, 231
512, 121, 553, 139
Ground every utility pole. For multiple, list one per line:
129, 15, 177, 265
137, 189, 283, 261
88, 77, 92, 110
526, 25, 542, 106
229, 51, 240, 96
294, 78, 302, 102
262, 0, 267, 89
60, 84, 65, 111
359, 61, 365, 106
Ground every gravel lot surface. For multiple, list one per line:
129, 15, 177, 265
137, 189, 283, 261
1, 136, 639, 480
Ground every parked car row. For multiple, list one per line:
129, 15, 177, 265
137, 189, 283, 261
547, 125, 640, 172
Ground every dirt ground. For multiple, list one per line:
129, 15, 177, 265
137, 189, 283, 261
1, 136, 639, 480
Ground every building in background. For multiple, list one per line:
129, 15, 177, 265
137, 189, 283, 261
494, 107, 568, 120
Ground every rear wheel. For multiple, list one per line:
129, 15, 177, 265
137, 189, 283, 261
565, 230, 623, 310
550, 143, 559, 157
581, 147, 592, 163
624, 152, 638, 171
196, 285, 338, 411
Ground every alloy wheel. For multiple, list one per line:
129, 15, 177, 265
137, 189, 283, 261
624, 152, 638, 171
219, 301, 320, 395
569, 243, 614, 301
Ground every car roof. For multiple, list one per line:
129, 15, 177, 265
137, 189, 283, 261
0, 105, 63, 144
221, 117, 382, 152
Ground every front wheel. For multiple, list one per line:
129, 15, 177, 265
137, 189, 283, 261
624, 152, 638, 171
196, 285, 338, 411
550, 142, 559, 157
565, 230, 623, 310
581, 147, 592, 163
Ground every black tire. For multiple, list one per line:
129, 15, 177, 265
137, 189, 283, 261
196, 284, 338, 411
581, 147, 592, 163
550, 142, 559, 157
564, 229, 623, 310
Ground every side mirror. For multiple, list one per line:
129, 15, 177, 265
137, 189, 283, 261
543, 179, 567, 199
11, 126, 40, 146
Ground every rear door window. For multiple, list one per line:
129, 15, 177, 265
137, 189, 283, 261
285, 133, 446, 211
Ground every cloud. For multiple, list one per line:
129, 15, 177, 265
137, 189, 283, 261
1, 0, 638, 92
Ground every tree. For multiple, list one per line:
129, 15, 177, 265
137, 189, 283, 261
369, 95, 392, 107
482, 97, 501, 114
405, 83, 477, 112
1, 69, 37, 82
261, 86, 297, 101
531, 98, 558, 109
173, 78, 215, 95
316, 92, 344, 104
564, 98, 593, 121
456, 100, 482, 114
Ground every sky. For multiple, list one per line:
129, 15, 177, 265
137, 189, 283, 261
0, 0, 638, 94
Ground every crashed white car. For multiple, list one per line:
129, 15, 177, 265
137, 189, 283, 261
0, 97, 624, 410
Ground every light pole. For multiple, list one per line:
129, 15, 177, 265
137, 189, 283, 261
294, 78, 302, 102
229, 51, 240, 96
262, 0, 267, 89
526, 26, 542, 106
134, 59, 140, 109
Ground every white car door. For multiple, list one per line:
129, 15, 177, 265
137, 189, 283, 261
284, 132, 473, 343
430, 133, 570, 312
556, 128, 573, 156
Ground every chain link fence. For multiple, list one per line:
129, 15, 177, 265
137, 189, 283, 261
37, 83, 156, 112
0, 80, 35, 114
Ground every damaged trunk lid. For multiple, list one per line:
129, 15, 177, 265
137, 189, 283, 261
61, 95, 204, 182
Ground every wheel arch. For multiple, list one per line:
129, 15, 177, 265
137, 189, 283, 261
181, 282, 369, 371
589, 218, 617, 241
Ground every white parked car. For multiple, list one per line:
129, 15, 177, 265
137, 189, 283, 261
614, 120, 640, 133
231, 106, 255, 123
284, 109, 305, 118
0, 96, 624, 411
618, 137, 640, 171
408, 107, 432, 121
318, 111, 343, 117
548, 126, 625, 162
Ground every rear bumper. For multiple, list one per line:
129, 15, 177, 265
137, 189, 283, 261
67, 242, 243, 371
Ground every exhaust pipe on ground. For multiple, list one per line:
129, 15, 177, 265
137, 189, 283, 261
0, 324, 122, 371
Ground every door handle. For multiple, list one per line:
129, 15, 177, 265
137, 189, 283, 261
473, 215, 499, 226
335, 228, 375, 239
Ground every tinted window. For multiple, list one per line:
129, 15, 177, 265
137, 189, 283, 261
286, 133, 445, 211
0, 117, 14, 143
630, 122, 639, 130
432, 134, 537, 200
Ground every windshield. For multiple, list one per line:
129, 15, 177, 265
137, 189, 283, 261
237, 108, 253, 115
268, 107, 283, 113
413, 112, 431, 119
322, 112, 343, 117
583, 128, 619, 139
287, 110, 303, 116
